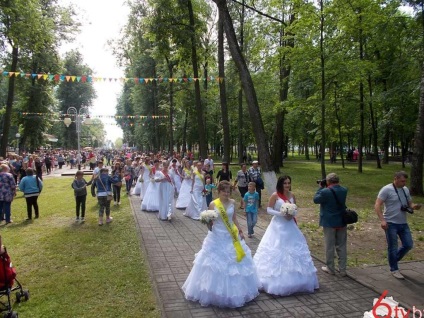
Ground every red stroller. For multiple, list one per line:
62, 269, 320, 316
0, 247, 29, 318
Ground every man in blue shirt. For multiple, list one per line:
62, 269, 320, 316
313, 173, 348, 276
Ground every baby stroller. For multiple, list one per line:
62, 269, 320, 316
0, 247, 29, 318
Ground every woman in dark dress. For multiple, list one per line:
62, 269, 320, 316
216, 162, 232, 184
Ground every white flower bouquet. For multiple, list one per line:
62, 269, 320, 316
280, 202, 298, 216
150, 177, 155, 183
200, 209, 219, 231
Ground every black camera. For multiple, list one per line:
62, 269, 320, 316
316, 179, 327, 187
401, 206, 414, 214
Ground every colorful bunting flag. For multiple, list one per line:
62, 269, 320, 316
1, 71, 223, 84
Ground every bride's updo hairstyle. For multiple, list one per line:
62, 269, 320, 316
217, 180, 231, 193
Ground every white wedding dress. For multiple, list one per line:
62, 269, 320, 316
175, 170, 192, 209
139, 165, 151, 201
182, 202, 260, 308
157, 171, 174, 220
184, 174, 207, 220
253, 197, 319, 296
141, 170, 161, 211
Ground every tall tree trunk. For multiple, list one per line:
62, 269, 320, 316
410, 61, 424, 195
334, 83, 345, 168
213, 0, 272, 171
1, 46, 18, 157
368, 75, 381, 169
218, 14, 231, 163
382, 79, 390, 164
166, 58, 175, 153
358, 14, 364, 173
319, 0, 326, 178
182, 108, 188, 153
272, 14, 294, 173
187, 0, 207, 159
154, 67, 160, 150
203, 61, 208, 152
237, 0, 245, 164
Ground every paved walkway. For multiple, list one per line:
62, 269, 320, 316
50, 166, 424, 316
129, 195, 423, 318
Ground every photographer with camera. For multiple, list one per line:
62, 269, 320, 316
313, 173, 348, 276
374, 171, 422, 279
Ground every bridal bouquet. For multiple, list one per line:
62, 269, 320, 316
280, 202, 298, 216
201, 188, 209, 197
200, 209, 219, 231
150, 177, 155, 183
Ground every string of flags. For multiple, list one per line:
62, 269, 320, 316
49, 119, 148, 127
1, 70, 224, 84
19, 112, 168, 119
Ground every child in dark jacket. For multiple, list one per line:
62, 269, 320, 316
71, 170, 92, 222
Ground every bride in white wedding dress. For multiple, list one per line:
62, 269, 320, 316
253, 175, 319, 296
182, 181, 260, 308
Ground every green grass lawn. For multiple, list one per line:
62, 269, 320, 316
1, 177, 160, 318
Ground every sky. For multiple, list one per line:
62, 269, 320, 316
59, 0, 130, 143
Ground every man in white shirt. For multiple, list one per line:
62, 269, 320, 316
204, 155, 214, 172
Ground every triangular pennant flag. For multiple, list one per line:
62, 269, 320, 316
71, 76, 76, 82
15, 72, 20, 77
183, 78, 188, 82
37, 74, 43, 79
8, 72, 15, 77
43, 74, 48, 80
20, 73, 25, 78
65, 76, 71, 82
76, 76, 82, 82
48, 74, 54, 81
144, 78, 149, 83
81, 76, 87, 83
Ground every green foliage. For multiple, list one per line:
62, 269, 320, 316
0, 0, 80, 151
56, 50, 98, 149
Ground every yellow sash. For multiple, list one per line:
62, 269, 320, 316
213, 199, 246, 262
144, 164, 152, 172
183, 168, 191, 177
194, 169, 204, 183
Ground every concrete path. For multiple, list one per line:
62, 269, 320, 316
129, 195, 402, 318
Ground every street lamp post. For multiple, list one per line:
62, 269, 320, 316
15, 133, 20, 155
63, 106, 92, 158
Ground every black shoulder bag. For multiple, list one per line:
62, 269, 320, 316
329, 188, 358, 225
